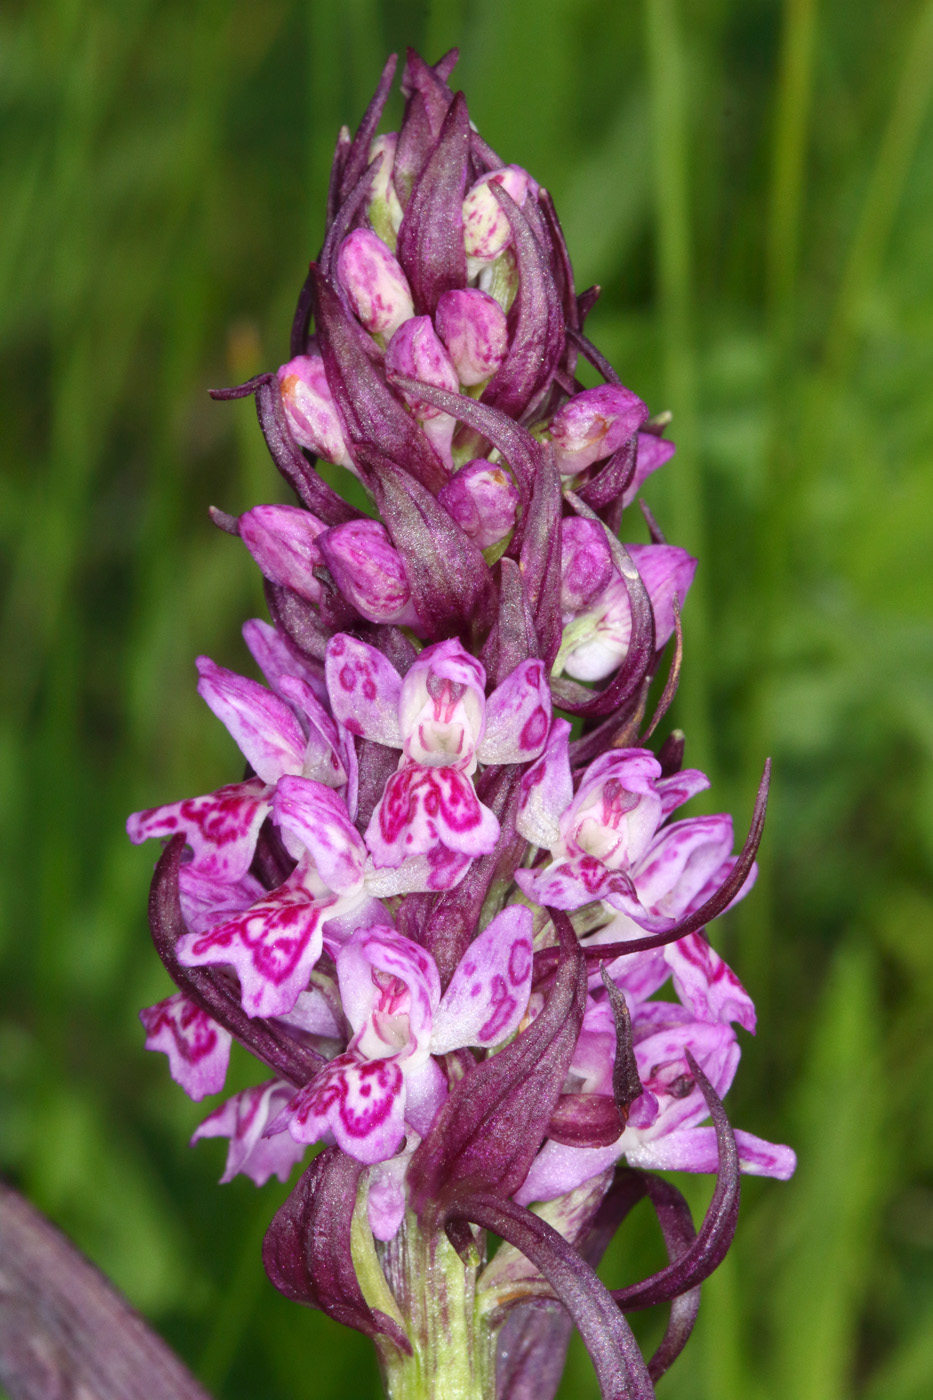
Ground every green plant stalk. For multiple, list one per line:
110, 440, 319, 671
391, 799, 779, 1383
374, 1214, 495, 1400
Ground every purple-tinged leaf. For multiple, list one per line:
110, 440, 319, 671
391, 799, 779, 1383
264, 580, 330, 663
657, 730, 686, 777
0, 1181, 212, 1400
254, 376, 362, 523
396, 91, 470, 314
481, 186, 565, 422
496, 1300, 574, 1400
447, 1193, 655, 1400
612, 1051, 739, 1309
400, 48, 455, 134
310, 268, 448, 494
640, 600, 683, 742
600, 966, 644, 1118
263, 1148, 411, 1354
368, 453, 497, 642
329, 54, 398, 222
148, 837, 322, 1089
480, 558, 538, 685
393, 90, 433, 209
566, 327, 623, 386
580, 1169, 700, 1382
519, 446, 564, 669
577, 435, 639, 513
387, 373, 542, 502
534, 762, 771, 975
321, 156, 389, 289
538, 190, 579, 335
408, 908, 586, 1211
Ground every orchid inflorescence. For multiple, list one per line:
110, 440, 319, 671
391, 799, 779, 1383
130, 50, 795, 1400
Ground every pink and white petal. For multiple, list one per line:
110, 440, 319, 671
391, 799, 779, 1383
140, 993, 232, 1101
196, 656, 306, 783
634, 815, 735, 920
515, 855, 637, 913
193, 1081, 305, 1185
367, 1149, 413, 1242
278, 675, 348, 789
514, 1138, 624, 1207
624, 1125, 796, 1179
325, 634, 403, 746
273, 775, 365, 895
655, 767, 711, 818
432, 905, 533, 1053
273, 984, 346, 1040
337, 926, 439, 1052
242, 617, 328, 705
365, 765, 499, 868
404, 1057, 447, 1136
127, 778, 270, 882
664, 933, 757, 1033
477, 660, 550, 765
176, 876, 331, 1019
363, 849, 472, 897
279, 1053, 408, 1165
515, 719, 573, 849
177, 866, 265, 935
625, 545, 697, 647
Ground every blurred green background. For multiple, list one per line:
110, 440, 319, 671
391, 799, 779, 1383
2, 0, 932, 1397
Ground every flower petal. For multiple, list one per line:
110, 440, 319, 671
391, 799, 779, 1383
192, 1081, 306, 1185
140, 993, 232, 1101
278, 1053, 407, 1165
176, 870, 330, 1019
127, 778, 269, 882
273, 776, 365, 895
325, 633, 403, 746
477, 660, 550, 765
432, 905, 533, 1052
196, 657, 306, 784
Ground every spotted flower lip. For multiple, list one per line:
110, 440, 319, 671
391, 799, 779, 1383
130, 47, 794, 1400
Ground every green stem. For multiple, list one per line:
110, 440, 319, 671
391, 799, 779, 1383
377, 1214, 496, 1400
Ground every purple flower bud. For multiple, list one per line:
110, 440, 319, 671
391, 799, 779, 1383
367, 133, 403, 245
548, 385, 650, 476
462, 165, 537, 264
317, 518, 420, 628
434, 288, 508, 387
560, 517, 615, 612
239, 504, 328, 604
438, 459, 519, 549
385, 315, 460, 467
276, 354, 354, 469
336, 227, 414, 339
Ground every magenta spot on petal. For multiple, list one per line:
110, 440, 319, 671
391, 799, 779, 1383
507, 938, 532, 986
340, 664, 355, 691
520, 707, 548, 751
363, 678, 377, 701
470, 982, 481, 998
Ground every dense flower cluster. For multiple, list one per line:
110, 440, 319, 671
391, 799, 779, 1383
131, 50, 794, 1400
